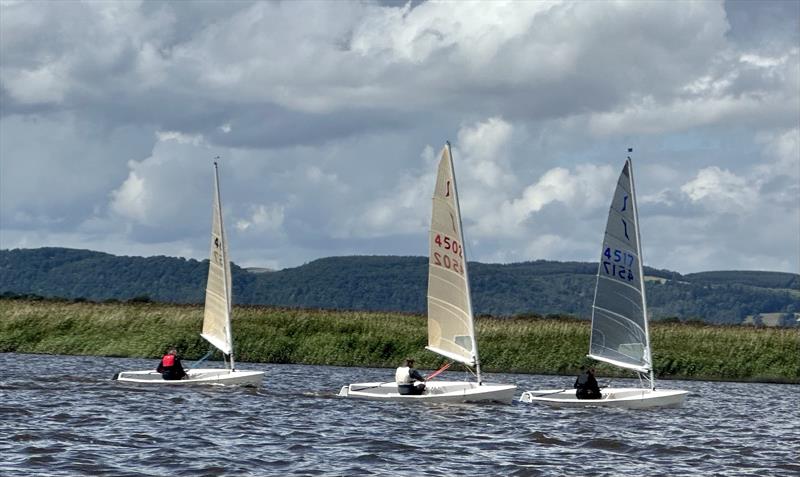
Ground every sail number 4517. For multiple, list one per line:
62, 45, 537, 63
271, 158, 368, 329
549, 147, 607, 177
602, 247, 635, 282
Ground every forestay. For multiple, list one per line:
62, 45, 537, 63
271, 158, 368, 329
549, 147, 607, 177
200, 165, 234, 356
589, 159, 651, 374
426, 144, 477, 367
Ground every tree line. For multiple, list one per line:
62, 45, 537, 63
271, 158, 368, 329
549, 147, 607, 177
1, 248, 798, 325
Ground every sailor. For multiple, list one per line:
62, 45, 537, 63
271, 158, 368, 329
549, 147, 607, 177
574, 367, 601, 399
395, 358, 426, 395
157, 347, 187, 381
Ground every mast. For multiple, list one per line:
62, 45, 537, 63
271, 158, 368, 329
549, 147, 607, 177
627, 149, 653, 389
446, 142, 482, 384
213, 160, 236, 372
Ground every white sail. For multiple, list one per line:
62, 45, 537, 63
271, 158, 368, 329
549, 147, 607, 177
588, 158, 651, 373
426, 144, 478, 367
201, 164, 234, 356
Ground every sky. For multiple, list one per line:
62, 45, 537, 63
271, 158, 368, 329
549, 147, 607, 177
1, 0, 798, 274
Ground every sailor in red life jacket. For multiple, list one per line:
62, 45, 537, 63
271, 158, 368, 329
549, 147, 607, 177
395, 358, 426, 395
157, 347, 187, 380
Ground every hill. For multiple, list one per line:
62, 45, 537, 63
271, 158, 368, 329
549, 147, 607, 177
1, 247, 798, 325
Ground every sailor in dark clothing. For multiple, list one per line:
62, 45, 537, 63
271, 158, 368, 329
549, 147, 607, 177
575, 367, 601, 399
395, 358, 426, 395
157, 347, 187, 381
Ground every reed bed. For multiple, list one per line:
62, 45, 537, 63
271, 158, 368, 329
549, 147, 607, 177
1, 299, 797, 383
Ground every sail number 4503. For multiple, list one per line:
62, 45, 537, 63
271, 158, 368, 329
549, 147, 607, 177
602, 247, 635, 282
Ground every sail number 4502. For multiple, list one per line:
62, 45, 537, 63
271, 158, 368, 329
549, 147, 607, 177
602, 247, 635, 282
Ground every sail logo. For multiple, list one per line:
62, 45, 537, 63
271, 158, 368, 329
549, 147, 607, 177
212, 235, 223, 266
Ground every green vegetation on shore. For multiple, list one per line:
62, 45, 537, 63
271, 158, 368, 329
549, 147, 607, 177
1, 299, 798, 383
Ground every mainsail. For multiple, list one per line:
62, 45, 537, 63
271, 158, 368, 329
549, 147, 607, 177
589, 159, 651, 373
201, 163, 234, 357
426, 143, 478, 367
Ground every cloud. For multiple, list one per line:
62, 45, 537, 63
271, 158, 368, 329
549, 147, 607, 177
110, 167, 148, 223
2, 0, 769, 138
155, 130, 204, 145
108, 131, 212, 239
474, 163, 616, 238
680, 128, 799, 216
1, 0, 798, 274
680, 166, 755, 213
455, 117, 515, 189
235, 204, 285, 234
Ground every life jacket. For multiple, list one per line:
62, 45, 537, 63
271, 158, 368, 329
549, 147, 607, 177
161, 354, 176, 367
395, 366, 413, 384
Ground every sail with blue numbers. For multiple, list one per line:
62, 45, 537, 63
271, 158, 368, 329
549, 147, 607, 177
588, 159, 652, 373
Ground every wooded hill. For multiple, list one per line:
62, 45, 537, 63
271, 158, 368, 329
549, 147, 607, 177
1, 247, 798, 325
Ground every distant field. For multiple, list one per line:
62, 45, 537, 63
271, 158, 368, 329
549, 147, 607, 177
1, 299, 798, 383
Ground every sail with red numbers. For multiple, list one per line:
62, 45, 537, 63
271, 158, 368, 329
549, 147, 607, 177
426, 143, 478, 367
337, 142, 516, 402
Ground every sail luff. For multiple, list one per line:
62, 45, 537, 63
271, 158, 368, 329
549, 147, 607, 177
626, 156, 653, 387
446, 142, 481, 383
588, 228, 604, 364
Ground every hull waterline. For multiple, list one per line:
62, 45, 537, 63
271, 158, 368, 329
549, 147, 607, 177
519, 387, 688, 409
114, 368, 264, 387
339, 380, 516, 404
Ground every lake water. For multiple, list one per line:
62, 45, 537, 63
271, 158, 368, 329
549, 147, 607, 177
1, 353, 797, 476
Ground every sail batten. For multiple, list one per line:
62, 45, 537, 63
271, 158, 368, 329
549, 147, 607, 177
426, 144, 478, 368
588, 354, 650, 374
425, 346, 475, 366
595, 275, 643, 294
589, 159, 651, 372
202, 164, 234, 357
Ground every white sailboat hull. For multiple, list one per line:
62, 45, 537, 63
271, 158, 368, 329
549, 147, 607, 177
338, 380, 516, 404
519, 387, 688, 409
114, 368, 264, 387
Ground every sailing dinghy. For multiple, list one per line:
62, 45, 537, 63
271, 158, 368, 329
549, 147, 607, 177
339, 143, 517, 403
115, 163, 264, 387
520, 153, 687, 408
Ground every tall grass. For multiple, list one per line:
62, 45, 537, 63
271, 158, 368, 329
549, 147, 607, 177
1, 299, 797, 383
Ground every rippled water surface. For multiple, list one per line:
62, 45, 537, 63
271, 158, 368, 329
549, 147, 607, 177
1, 353, 797, 476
